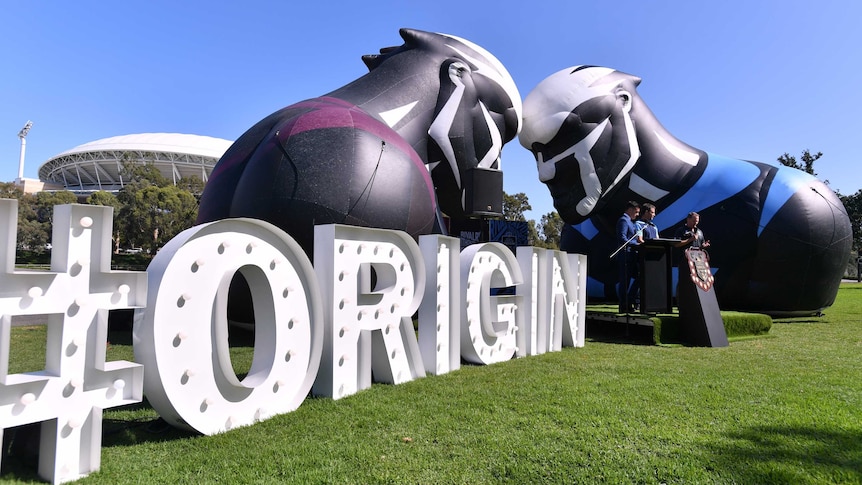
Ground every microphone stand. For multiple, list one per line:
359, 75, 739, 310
610, 229, 643, 259
610, 229, 643, 330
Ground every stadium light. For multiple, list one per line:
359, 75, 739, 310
18, 120, 33, 139
17, 120, 33, 180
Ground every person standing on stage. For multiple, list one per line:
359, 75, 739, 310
636, 203, 659, 241
616, 201, 642, 313
633, 202, 659, 311
674, 211, 710, 249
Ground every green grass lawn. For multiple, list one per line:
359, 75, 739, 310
3, 284, 862, 484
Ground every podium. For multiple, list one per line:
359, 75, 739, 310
637, 238, 677, 313
677, 248, 728, 347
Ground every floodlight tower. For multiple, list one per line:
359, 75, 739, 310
17, 120, 33, 181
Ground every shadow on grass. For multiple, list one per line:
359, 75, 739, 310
101, 402, 197, 447
708, 425, 862, 483
0, 405, 198, 483
772, 318, 824, 324
586, 320, 655, 345
97, 324, 257, 448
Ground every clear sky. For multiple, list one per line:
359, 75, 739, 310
1, 0, 859, 221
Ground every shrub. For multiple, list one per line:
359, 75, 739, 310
650, 311, 771, 344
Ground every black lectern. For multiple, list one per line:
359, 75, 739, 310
638, 238, 676, 313
677, 248, 728, 347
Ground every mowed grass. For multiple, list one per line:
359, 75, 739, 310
3, 285, 862, 484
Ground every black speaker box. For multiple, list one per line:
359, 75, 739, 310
464, 168, 503, 216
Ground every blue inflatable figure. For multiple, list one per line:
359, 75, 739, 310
198, 28, 522, 254
519, 66, 851, 315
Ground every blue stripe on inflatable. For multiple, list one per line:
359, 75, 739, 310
574, 218, 599, 239
758, 166, 812, 236
652, 153, 760, 231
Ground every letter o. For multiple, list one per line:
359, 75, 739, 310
134, 218, 323, 435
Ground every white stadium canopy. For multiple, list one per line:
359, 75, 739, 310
38, 133, 233, 193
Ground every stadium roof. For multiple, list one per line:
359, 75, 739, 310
38, 133, 233, 193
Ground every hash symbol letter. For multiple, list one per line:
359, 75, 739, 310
0, 202, 144, 484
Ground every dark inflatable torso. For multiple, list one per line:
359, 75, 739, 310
562, 154, 851, 315
197, 97, 437, 254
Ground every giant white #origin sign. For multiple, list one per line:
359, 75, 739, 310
0, 202, 586, 484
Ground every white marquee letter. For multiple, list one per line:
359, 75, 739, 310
516, 248, 587, 354
460, 243, 523, 365
515, 247, 550, 356
0, 202, 144, 484
550, 251, 587, 349
134, 218, 322, 435
313, 225, 425, 399
418, 235, 460, 375
561, 252, 588, 348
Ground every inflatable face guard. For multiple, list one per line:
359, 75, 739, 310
520, 66, 641, 224
421, 34, 522, 219
361, 29, 522, 220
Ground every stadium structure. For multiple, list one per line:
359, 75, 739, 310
36, 133, 233, 195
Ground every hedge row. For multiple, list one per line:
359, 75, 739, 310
650, 311, 772, 344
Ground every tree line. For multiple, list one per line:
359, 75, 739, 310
1, 163, 204, 256
501, 191, 563, 249
2, 150, 859, 257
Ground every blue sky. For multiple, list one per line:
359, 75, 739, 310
1, 1, 859, 221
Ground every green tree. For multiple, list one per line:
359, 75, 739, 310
0, 181, 24, 200
527, 220, 541, 247
25, 191, 79, 252
87, 191, 122, 253
16, 216, 48, 252
0, 185, 42, 251
838, 189, 862, 252
86, 190, 120, 209
777, 149, 823, 177
177, 176, 206, 199
117, 184, 198, 253
34, 191, 79, 223
502, 192, 531, 221
538, 212, 564, 249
